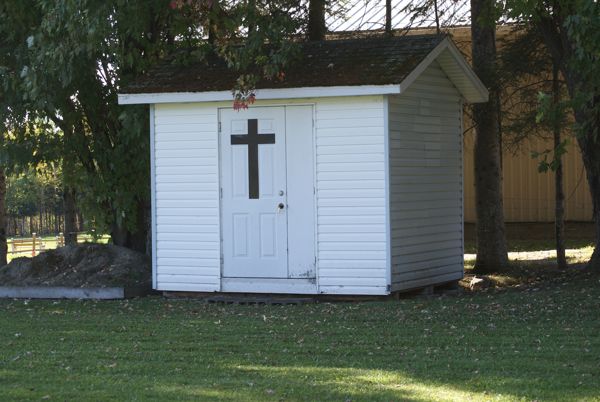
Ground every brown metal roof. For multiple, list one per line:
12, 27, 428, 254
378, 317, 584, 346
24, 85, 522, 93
123, 34, 445, 94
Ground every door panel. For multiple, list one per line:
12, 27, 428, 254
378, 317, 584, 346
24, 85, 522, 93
259, 213, 277, 257
232, 214, 249, 257
220, 107, 288, 278
285, 106, 317, 278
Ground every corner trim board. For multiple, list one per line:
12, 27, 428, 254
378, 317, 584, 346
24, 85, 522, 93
383, 95, 392, 294
149, 105, 157, 290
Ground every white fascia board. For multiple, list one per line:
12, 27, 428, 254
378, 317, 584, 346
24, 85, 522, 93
398, 38, 489, 103
118, 84, 401, 105
444, 39, 490, 103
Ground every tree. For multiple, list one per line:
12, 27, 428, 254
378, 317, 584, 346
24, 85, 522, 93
470, 0, 510, 273
0, 1, 200, 252
0, 0, 317, 255
385, 0, 393, 34
205, 0, 305, 107
308, 0, 327, 40
5, 171, 40, 226
550, 62, 568, 269
0, 169, 6, 266
499, 27, 569, 269
505, 0, 600, 270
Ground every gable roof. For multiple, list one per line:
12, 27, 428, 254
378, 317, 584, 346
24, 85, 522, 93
118, 34, 488, 105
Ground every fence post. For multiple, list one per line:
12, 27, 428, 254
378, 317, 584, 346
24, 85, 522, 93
58, 232, 64, 247
32, 233, 36, 257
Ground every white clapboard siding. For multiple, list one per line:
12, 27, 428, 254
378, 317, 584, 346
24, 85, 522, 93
153, 103, 220, 291
389, 61, 464, 292
314, 96, 388, 295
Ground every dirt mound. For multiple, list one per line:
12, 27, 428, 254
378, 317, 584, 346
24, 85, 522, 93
0, 244, 151, 288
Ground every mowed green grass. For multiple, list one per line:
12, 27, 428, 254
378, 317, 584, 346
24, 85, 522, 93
1, 273, 599, 401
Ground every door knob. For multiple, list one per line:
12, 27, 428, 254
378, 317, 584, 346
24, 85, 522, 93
277, 203, 285, 210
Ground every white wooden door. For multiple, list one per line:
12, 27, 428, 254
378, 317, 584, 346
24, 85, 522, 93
220, 107, 288, 278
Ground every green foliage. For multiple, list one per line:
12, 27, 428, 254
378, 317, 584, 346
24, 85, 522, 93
531, 138, 569, 173
563, 1, 600, 141
497, 27, 558, 147
5, 167, 63, 218
531, 89, 570, 173
5, 173, 39, 217
170, 0, 306, 107
504, 0, 600, 141
500, 1, 600, 187
0, 0, 317, 245
0, 1, 203, 244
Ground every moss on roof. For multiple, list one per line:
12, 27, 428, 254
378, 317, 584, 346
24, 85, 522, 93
123, 34, 445, 94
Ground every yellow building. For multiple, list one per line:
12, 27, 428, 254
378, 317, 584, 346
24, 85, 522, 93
463, 134, 592, 222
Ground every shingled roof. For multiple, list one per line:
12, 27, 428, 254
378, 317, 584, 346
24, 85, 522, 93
123, 34, 446, 94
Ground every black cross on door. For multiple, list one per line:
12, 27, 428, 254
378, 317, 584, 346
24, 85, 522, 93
230, 119, 275, 199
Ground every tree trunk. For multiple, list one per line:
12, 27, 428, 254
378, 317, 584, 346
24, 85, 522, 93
532, 9, 600, 272
0, 169, 7, 266
433, 0, 440, 34
63, 187, 78, 245
111, 199, 149, 254
39, 185, 44, 235
556, 63, 600, 271
385, 0, 392, 34
552, 63, 567, 269
308, 0, 327, 41
207, 0, 222, 44
573, 118, 600, 271
77, 210, 84, 232
470, 0, 509, 274
247, 0, 256, 35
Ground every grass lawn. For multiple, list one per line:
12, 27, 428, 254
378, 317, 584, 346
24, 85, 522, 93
1, 270, 599, 401
1, 223, 598, 401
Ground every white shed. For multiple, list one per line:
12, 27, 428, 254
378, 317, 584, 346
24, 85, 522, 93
118, 34, 488, 296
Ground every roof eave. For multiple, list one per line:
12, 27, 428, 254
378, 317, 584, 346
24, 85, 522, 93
398, 37, 489, 103
118, 84, 402, 105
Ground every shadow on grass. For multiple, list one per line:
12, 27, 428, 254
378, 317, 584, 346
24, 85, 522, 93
463, 222, 595, 254
464, 247, 593, 290
144, 346, 598, 402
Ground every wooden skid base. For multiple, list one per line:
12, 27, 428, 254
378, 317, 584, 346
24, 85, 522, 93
206, 295, 315, 305
163, 292, 315, 305
163, 282, 461, 303
393, 281, 462, 299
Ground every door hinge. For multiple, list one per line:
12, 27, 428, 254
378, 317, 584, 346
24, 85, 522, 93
218, 121, 222, 133
220, 188, 223, 199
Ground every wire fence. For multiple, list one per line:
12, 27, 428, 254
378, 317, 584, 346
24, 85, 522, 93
326, 0, 471, 32
7, 232, 111, 260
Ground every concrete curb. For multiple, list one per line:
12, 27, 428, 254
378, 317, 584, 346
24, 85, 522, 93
0, 286, 151, 300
